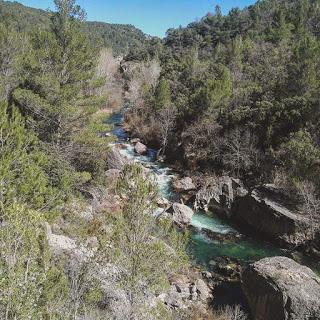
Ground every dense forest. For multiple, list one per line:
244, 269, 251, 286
0, 0, 147, 55
1, 0, 320, 319
0, 1, 193, 319
125, 0, 320, 194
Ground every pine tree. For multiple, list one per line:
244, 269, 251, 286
13, 0, 104, 146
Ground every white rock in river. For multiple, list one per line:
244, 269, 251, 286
172, 203, 194, 226
134, 141, 148, 155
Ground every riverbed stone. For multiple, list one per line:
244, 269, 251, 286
172, 203, 194, 226
242, 256, 320, 320
134, 141, 148, 155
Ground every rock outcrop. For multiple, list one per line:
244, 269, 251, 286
194, 176, 247, 215
232, 185, 315, 247
134, 141, 148, 155
242, 256, 320, 320
158, 274, 212, 309
45, 223, 94, 262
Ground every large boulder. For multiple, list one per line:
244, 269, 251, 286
172, 203, 194, 226
134, 141, 148, 155
173, 177, 196, 193
194, 176, 247, 215
242, 256, 320, 320
106, 146, 128, 170
232, 185, 314, 247
161, 203, 194, 227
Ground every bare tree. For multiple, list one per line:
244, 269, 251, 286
183, 115, 223, 163
157, 105, 177, 155
223, 129, 259, 178
96, 48, 124, 110
126, 60, 161, 109
211, 305, 247, 320
0, 29, 25, 100
297, 181, 320, 239
143, 60, 161, 93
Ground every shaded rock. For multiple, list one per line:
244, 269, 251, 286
242, 256, 320, 320
214, 256, 242, 281
158, 288, 186, 309
134, 141, 147, 155
232, 185, 315, 247
195, 176, 247, 215
159, 273, 212, 309
173, 177, 196, 193
106, 147, 128, 170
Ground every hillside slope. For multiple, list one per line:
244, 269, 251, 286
0, 0, 146, 55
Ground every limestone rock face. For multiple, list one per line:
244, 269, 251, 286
194, 176, 247, 215
172, 177, 196, 193
232, 185, 315, 247
134, 141, 147, 155
242, 256, 320, 320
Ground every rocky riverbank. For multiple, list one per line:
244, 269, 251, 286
118, 113, 320, 318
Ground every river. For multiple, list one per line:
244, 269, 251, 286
108, 111, 285, 273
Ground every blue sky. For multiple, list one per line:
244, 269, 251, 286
16, 0, 256, 37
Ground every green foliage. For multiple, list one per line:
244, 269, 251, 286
126, 0, 320, 187
282, 130, 320, 186
72, 114, 111, 183
100, 164, 188, 313
0, 23, 25, 100
0, 1, 119, 317
154, 78, 171, 110
85, 22, 147, 56
9, 0, 111, 186
0, 204, 43, 319
0, 204, 70, 319
0, 0, 147, 56
194, 64, 232, 116
0, 102, 61, 211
